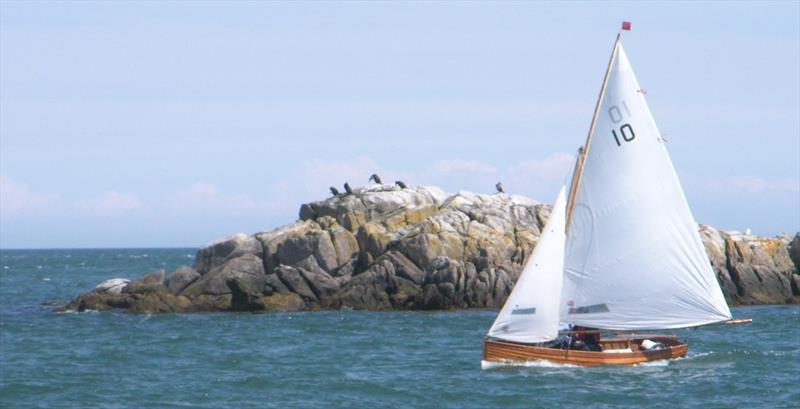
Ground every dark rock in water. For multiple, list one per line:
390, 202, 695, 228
263, 272, 291, 295
193, 234, 262, 275
275, 265, 317, 302
385, 251, 425, 285
256, 293, 306, 312
166, 266, 200, 294
188, 294, 232, 312
792, 275, 800, 298
65, 287, 193, 314
295, 255, 341, 299
125, 270, 167, 294
182, 254, 265, 296
66, 185, 800, 313
126, 293, 193, 314
324, 263, 397, 310
789, 233, 800, 272
228, 277, 264, 311
69, 292, 132, 312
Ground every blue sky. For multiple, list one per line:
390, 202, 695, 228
1, 1, 798, 248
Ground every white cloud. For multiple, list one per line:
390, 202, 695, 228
726, 176, 799, 193
0, 175, 61, 217
510, 153, 575, 180
500, 152, 575, 200
168, 182, 257, 212
431, 159, 497, 174
75, 191, 143, 217
690, 174, 800, 197
416, 153, 576, 199
157, 162, 391, 225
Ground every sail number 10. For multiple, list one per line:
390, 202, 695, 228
608, 101, 635, 147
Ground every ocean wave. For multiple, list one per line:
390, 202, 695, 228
57, 309, 99, 314
685, 351, 714, 359
480, 359, 579, 370
633, 359, 670, 367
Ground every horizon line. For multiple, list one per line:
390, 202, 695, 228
0, 246, 199, 251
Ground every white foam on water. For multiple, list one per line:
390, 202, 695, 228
686, 351, 714, 360
633, 359, 670, 367
42, 278, 51, 281
483, 356, 690, 370
58, 309, 99, 314
481, 359, 579, 370
633, 351, 713, 366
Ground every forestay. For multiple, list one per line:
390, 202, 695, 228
561, 41, 731, 329
487, 186, 567, 343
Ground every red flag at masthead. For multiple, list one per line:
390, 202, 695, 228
621, 21, 632, 31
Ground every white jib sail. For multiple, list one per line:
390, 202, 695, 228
562, 41, 731, 330
487, 186, 567, 343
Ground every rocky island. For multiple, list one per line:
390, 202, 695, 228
65, 185, 800, 314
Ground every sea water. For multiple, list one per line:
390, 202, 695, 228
1, 249, 798, 408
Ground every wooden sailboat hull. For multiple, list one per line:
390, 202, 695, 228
483, 335, 687, 367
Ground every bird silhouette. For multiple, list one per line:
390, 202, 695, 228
495, 182, 505, 194
369, 174, 382, 184
395, 181, 407, 189
344, 182, 354, 195
329, 187, 340, 196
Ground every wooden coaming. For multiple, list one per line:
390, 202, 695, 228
483, 336, 687, 367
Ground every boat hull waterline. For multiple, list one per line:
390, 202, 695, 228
482, 336, 687, 367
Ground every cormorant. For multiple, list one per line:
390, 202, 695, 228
369, 174, 382, 184
395, 181, 407, 189
344, 182, 354, 195
495, 182, 505, 194
329, 187, 340, 196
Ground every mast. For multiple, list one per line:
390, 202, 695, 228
562, 37, 733, 329
565, 33, 622, 233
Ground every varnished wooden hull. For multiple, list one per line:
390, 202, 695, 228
483, 335, 687, 367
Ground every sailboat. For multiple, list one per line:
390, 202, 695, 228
482, 30, 737, 366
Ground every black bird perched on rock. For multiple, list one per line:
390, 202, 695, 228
344, 182, 354, 195
369, 173, 382, 184
395, 181, 407, 189
495, 182, 505, 194
329, 186, 340, 196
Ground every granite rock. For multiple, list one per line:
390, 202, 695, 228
67, 185, 800, 313
93, 278, 130, 295
166, 266, 200, 294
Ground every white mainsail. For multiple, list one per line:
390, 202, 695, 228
561, 39, 732, 330
487, 186, 567, 343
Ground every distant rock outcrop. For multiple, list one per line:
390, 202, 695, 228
64, 185, 800, 313
700, 228, 798, 305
